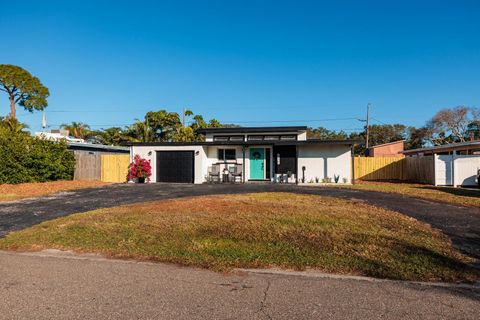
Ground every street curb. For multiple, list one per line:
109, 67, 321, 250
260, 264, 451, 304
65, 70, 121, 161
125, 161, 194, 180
237, 268, 480, 290
4, 250, 479, 290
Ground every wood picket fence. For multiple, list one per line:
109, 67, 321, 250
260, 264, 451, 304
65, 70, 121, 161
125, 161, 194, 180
354, 156, 434, 184
101, 154, 130, 183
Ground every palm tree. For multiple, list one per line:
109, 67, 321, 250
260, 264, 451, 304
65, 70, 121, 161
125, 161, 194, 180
0, 117, 29, 133
61, 122, 91, 139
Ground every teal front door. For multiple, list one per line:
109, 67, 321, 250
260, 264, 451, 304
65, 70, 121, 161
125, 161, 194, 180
249, 148, 265, 180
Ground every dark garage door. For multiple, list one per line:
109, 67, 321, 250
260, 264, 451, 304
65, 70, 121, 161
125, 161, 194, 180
156, 151, 194, 183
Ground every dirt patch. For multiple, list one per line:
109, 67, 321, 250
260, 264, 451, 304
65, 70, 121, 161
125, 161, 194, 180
0, 180, 111, 202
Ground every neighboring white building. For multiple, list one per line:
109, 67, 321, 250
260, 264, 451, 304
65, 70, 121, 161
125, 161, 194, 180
130, 126, 360, 184
403, 141, 480, 187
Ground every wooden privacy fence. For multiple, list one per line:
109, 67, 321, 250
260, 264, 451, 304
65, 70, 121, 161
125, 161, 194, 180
74, 152, 102, 180
354, 156, 434, 184
354, 157, 405, 180
404, 156, 434, 184
101, 154, 130, 183
74, 153, 130, 183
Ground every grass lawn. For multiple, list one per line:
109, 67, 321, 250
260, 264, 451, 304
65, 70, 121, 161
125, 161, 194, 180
342, 181, 480, 207
0, 192, 476, 283
0, 180, 110, 202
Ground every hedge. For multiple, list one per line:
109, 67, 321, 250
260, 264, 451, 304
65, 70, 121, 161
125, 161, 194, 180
0, 127, 75, 184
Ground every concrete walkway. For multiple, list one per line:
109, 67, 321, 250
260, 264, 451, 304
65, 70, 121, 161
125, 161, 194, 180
1, 184, 479, 262
1, 250, 478, 320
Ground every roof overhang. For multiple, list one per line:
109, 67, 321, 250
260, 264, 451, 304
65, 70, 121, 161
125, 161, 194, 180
196, 126, 308, 134
68, 142, 129, 153
403, 141, 480, 155
127, 139, 363, 147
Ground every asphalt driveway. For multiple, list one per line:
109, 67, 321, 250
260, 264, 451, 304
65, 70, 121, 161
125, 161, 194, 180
0, 183, 479, 263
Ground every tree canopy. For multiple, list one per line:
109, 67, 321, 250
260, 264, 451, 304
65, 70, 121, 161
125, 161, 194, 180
0, 64, 49, 119
424, 106, 479, 145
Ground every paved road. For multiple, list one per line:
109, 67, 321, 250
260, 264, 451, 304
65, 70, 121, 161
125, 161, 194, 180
1, 183, 479, 262
0, 250, 478, 320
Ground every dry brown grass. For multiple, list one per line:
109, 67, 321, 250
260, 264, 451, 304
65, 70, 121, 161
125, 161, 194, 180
0, 180, 111, 202
1, 192, 476, 282
343, 181, 480, 207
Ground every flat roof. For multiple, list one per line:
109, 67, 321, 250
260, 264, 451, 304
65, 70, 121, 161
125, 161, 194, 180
68, 142, 129, 153
128, 139, 362, 147
196, 126, 308, 134
403, 140, 480, 155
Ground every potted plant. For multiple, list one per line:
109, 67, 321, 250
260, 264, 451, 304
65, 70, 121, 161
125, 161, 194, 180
127, 154, 152, 183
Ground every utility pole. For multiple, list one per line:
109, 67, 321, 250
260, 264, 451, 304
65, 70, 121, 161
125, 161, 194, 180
365, 103, 371, 150
182, 107, 186, 128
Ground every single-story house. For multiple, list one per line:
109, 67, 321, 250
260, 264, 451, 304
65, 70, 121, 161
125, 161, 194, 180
129, 126, 361, 184
403, 141, 480, 187
368, 140, 404, 157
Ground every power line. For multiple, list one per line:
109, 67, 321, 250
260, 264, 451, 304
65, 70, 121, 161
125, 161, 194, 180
371, 117, 388, 125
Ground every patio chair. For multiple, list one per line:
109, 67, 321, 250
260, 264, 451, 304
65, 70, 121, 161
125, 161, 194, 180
208, 165, 221, 183
229, 164, 243, 183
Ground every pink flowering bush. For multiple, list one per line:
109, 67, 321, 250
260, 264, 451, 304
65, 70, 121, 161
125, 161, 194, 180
127, 155, 152, 182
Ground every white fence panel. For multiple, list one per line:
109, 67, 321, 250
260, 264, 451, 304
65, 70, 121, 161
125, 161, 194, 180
435, 155, 453, 186
454, 155, 480, 187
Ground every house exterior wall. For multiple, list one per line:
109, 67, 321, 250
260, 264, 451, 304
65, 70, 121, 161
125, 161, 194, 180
132, 143, 353, 184
131, 145, 208, 183
205, 145, 245, 180
297, 145, 352, 183
369, 141, 404, 157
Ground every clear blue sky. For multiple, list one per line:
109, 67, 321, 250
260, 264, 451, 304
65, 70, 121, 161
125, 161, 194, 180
1, 0, 479, 133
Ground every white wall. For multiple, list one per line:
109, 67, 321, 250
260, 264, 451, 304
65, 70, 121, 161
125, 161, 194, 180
132, 143, 353, 184
435, 154, 453, 186
297, 145, 352, 183
131, 145, 207, 183
453, 155, 480, 187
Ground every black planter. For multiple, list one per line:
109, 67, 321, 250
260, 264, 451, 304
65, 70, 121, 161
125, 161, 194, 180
137, 177, 146, 183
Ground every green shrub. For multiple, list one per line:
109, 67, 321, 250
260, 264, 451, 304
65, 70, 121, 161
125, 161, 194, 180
0, 121, 75, 184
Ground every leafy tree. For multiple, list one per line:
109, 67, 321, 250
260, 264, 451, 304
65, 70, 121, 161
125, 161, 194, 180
0, 64, 49, 119
426, 106, 479, 144
144, 110, 182, 141
466, 120, 480, 141
406, 127, 429, 150
92, 127, 129, 145
172, 126, 196, 142
307, 127, 349, 140
367, 124, 408, 147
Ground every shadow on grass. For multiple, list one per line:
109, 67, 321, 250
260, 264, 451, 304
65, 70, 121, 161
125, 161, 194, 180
351, 238, 480, 301
416, 186, 480, 199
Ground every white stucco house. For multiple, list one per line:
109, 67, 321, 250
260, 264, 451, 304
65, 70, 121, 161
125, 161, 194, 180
129, 126, 361, 184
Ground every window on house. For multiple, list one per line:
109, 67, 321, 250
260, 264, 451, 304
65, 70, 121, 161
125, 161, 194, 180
218, 149, 236, 160
229, 136, 245, 142
264, 135, 280, 141
280, 135, 297, 140
247, 135, 264, 141
213, 135, 245, 142
213, 136, 229, 142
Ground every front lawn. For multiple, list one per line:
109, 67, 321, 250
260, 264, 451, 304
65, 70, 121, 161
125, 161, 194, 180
0, 193, 476, 282
0, 180, 110, 202
343, 181, 480, 207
